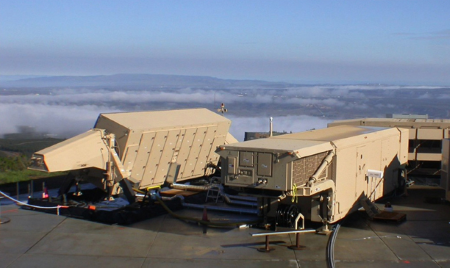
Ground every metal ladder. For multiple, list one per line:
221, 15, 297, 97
205, 184, 222, 203
360, 197, 380, 219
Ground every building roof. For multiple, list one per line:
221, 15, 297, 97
329, 118, 450, 128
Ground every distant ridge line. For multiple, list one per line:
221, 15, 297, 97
0, 73, 292, 88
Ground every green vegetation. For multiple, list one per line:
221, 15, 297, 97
0, 169, 67, 184
0, 137, 66, 185
0, 153, 27, 170
0, 136, 64, 157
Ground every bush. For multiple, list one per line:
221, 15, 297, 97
0, 137, 67, 185
0, 155, 27, 172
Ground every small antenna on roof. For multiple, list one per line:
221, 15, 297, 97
269, 117, 273, 137
217, 103, 228, 115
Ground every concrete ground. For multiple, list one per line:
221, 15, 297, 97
335, 186, 450, 268
1, 185, 450, 268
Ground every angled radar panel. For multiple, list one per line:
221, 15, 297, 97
94, 108, 233, 188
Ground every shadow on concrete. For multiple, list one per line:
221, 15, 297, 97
340, 185, 450, 248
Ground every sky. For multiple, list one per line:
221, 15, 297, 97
1, 1, 450, 85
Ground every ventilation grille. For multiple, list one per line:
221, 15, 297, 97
293, 152, 328, 186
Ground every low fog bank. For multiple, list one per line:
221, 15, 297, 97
0, 102, 331, 141
2, 83, 449, 139
0, 103, 120, 138
0, 87, 359, 107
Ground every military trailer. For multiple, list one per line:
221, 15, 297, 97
329, 118, 450, 176
29, 108, 235, 202
216, 125, 408, 227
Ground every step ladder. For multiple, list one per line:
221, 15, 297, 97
205, 184, 222, 203
360, 197, 380, 219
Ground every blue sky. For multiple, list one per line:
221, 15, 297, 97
1, 1, 450, 84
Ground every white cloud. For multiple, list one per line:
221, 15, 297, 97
0, 103, 119, 137
0, 99, 332, 141
1, 84, 446, 139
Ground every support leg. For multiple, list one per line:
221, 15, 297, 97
288, 233, 306, 250
258, 236, 275, 252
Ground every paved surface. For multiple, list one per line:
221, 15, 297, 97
335, 186, 450, 268
1, 185, 450, 268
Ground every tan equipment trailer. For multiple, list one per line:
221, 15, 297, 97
216, 125, 408, 228
29, 108, 235, 202
329, 118, 450, 176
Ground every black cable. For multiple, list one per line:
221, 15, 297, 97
155, 194, 260, 227
0, 216, 11, 224
326, 223, 340, 268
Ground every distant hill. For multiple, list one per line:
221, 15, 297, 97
0, 75, 49, 82
0, 137, 65, 157
0, 74, 291, 88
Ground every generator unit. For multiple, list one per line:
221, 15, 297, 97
29, 108, 236, 201
216, 125, 408, 226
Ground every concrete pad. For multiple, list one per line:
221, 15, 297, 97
437, 261, 450, 268
0, 230, 48, 254
334, 226, 399, 262
0, 253, 21, 268
336, 260, 441, 268
2, 185, 450, 267
295, 260, 328, 268
26, 229, 157, 258
378, 234, 433, 261
334, 238, 399, 262
0, 206, 65, 233
51, 217, 148, 235
288, 232, 328, 261
146, 229, 297, 261
368, 221, 409, 236
142, 258, 300, 268
418, 243, 450, 263
401, 210, 449, 221
400, 221, 450, 240
129, 213, 166, 232
8, 254, 145, 268
138, 209, 328, 262
372, 220, 450, 262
